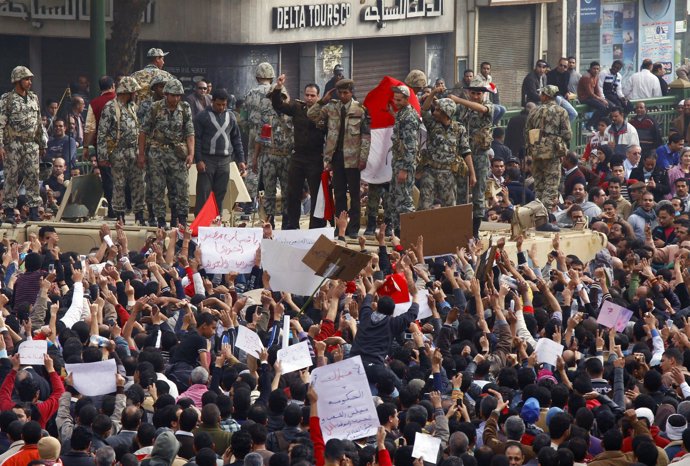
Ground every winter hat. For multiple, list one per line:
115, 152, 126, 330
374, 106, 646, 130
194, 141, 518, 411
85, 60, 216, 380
546, 407, 564, 427
521, 397, 540, 424
38, 436, 61, 460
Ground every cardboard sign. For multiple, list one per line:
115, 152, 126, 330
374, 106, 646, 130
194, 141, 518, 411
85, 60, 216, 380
302, 235, 371, 281
400, 204, 473, 257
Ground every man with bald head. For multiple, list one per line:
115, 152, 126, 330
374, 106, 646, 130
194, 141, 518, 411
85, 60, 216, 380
106, 406, 141, 452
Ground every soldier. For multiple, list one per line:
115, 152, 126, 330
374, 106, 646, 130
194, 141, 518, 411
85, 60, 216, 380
242, 62, 275, 215
138, 79, 195, 228
405, 70, 428, 100
138, 74, 168, 225
97, 77, 146, 225
524, 85, 572, 211
387, 85, 420, 235
418, 97, 473, 210
131, 48, 175, 101
307, 79, 370, 238
0, 66, 46, 224
449, 77, 495, 238
254, 85, 293, 228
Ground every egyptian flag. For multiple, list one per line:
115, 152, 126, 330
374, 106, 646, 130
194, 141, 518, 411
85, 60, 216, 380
378, 273, 410, 304
313, 170, 334, 220
190, 192, 219, 237
361, 76, 422, 184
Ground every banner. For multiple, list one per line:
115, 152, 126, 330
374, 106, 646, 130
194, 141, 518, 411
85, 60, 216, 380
601, 0, 637, 80
580, 0, 601, 24
198, 227, 262, 274
639, 0, 675, 82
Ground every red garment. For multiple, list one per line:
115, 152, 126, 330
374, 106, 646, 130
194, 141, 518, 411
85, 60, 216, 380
88, 91, 116, 136
2, 444, 40, 466
314, 319, 336, 342
310, 416, 325, 466
116, 304, 130, 327
621, 425, 669, 452
0, 370, 65, 428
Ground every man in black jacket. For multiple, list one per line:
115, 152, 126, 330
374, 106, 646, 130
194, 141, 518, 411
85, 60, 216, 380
271, 73, 326, 229
629, 152, 670, 202
521, 60, 547, 106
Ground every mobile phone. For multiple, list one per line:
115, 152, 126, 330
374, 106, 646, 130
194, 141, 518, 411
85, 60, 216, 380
219, 293, 225, 300
222, 334, 230, 346
667, 319, 674, 329
48, 264, 55, 273
344, 313, 351, 321
404, 332, 413, 340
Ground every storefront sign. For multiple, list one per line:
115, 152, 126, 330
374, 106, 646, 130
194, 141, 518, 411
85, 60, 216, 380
639, 0, 675, 82
0, 0, 154, 22
272, 3, 351, 30
362, 0, 443, 22
580, 0, 600, 24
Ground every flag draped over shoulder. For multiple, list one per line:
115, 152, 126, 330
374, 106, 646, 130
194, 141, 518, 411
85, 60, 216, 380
361, 76, 421, 184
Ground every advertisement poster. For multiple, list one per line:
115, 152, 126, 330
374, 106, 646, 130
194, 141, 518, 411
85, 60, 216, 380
639, 0, 675, 82
580, 0, 601, 24
601, 0, 638, 81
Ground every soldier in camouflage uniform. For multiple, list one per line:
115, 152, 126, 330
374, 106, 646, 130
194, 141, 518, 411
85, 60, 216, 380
449, 77, 495, 237
137, 74, 168, 225
98, 77, 146, 225
405, 70, 428, 101
387, 85, 420, 235
130, 48, 175, 102
524, 85, 571, 211
256, 85, 294, 228
0, 66, 47, 224
138, 79, 195, 228
243, 62, 275, 213
307, 79, 371, 238
418, 97, 473, 210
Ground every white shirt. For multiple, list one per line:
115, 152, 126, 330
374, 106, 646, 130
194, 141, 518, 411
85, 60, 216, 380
623, 158, 638, 179
623, 69, 662, 99
598, 69, 624, 99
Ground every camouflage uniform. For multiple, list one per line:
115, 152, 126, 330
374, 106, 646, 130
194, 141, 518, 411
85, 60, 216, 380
524, 86, 572, 211
258, 100, 294, 220
387, 104, 420, 232
419, 106, 471, 210
140, 94, 194, 222
243, 83, 272, 203
97, 97, 145, 216
457, 102, 494, 218
0, 87, 46, 211
130, 65, 175, 101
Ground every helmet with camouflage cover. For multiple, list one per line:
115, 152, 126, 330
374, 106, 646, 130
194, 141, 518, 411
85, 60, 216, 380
163, 79, 185, 95
256, 62, 276, 79
150, 74, 169, 88
405, 69, 427, 89
116, 76, 141, 94
11, 66, 33, 83
437, 98, 456, 118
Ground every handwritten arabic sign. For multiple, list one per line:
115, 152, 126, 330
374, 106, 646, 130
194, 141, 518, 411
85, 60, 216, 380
277, 341, 313, 374
311, 356, 380, 441
273, 3, 351, 30
361, 0, 443, 22
199, 227, 262, 274
272, 227, 335, 250
18, 340, 47, 365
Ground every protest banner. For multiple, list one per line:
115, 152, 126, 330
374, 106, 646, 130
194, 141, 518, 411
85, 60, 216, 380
311, 356, 380, 441
18, 340, 47, 365
261, 239, 325, 296
277, 341, 313, 374
65, 359, 117, 396
400, 204, 473, 257
235, 326, 265, 359
198, 227, 262, 274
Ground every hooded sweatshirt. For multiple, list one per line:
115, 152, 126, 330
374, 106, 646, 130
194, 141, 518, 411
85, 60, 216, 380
141, 432, 180, 466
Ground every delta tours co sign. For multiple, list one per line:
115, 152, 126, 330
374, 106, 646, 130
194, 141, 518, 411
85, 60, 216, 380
272, 2, 352, 30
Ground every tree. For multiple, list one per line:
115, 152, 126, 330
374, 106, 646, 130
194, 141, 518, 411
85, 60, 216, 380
108, 0, 150, 75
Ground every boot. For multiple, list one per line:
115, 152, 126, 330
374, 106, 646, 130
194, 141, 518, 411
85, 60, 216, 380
363, 216, 377, 236
4, 208, 15, 226
169, 205, 178, 228
28, 207, 40, 222
116, 212, 126, 225
135, 212, 146, 226
472, 217, 482, 239
147, 204, 156, 227
177, 215, 187, 227
157, 217, 167, 229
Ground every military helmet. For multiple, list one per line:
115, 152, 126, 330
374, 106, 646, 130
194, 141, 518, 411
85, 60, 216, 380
163, 79, 185, 95
255, 62, 276, 79
540, 85, 559, 98
116, 76, 141, 94
11, 66, 33, 83
405, 69, 427, 88
150, 74, 169, 88
437, 98, 457, 118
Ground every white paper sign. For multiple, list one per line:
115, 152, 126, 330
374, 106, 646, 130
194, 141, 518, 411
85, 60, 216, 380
277, 341, 313, 374
282, 315, 290, 350
235, 326, 265, 359
311, 355, 380, 441
411, 432, 442, 464
65, 358, 117, 396
534, 337, 564, 367
261, 239, 325, 296
198, 227, 262, 274
18, 340, 47, 365
393, 290, 432, 320
272, 228, 335, 249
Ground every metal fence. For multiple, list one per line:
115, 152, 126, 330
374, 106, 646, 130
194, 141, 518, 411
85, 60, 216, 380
498, 95, 680, 153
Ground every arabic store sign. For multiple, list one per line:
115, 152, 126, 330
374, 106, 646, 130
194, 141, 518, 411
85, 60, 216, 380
361, 0, 444, 22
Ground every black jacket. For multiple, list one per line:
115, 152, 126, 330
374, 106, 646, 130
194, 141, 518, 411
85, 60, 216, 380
60, 451, 96, 466
521, 72, 544, 106
629, 165, 670, 201
271, 91, 325, 160
546, 69, 570, 97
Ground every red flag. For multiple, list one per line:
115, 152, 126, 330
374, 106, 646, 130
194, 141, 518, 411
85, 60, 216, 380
378, 273, 410, 304
313, 170, 334, 220
190, 192, 219, 237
